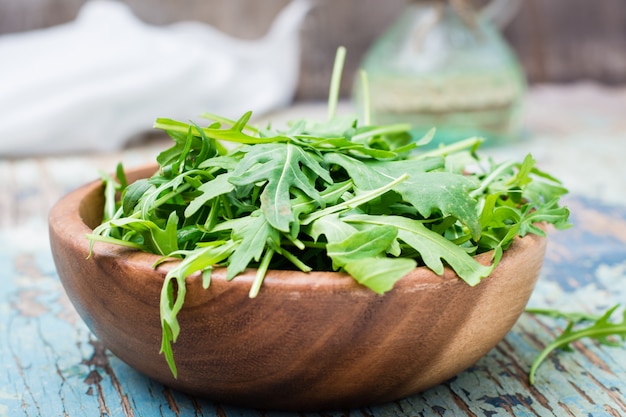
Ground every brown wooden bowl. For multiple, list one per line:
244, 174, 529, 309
49, 164, 547, 411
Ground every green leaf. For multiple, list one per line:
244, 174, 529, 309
122, 179, 153, 216
308, 213, 357, 243
229, 143, 332, 232
344, 215, 493, 286
184, 173, 235, 218
526, 307, 600, 323
200, 111, 259, 135
154, 114, 291, 145
350, 123, 412, 146
344, 257, 417, 294
301, 136, 399, 159
136, 175, 192, 220
300, 173, 410, 226
528, 304, 626, 385
159, 240, 236, 377
524, 200, 571, 233
325, 153, 481, 238
98, 169, 122, 223
507, 153, 535, 188
163, 241, 236, 280
326, 225, 398, 268
201, 268, 212, 289
291, 180, 353, 220
225, 213, 280, 280
107, 212, 179, 256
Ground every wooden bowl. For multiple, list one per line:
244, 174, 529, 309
49, 164, 547, 411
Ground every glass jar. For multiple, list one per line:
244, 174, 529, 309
354, 0, 526, 146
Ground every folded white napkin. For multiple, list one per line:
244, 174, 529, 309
0, 0, 311, 156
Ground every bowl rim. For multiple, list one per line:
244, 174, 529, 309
48, 163, 542, 292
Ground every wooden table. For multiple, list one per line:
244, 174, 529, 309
1, 84, 626, 416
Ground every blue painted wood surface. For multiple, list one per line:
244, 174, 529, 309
1, 87, 626, 416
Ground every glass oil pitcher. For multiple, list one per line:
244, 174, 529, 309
354, 0, 525, 146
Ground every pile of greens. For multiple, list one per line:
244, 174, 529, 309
88, 48, 573, 378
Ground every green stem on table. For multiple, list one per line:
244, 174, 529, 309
529, 324, 626, 385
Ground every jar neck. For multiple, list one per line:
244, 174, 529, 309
407, 0, 478, 29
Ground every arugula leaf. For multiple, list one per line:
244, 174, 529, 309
122, 179, 153, 217
158, 241, 237, 377
526, 307, 601, 323
184, 173, 235, 218
326, 225, 398, 268
322, 224, 415, 292
300, 174, 409, 226
92, 212, 179, 256
325, 153, 481, 238
308, 213, 358, 243
344, 257, 417, 294
98, 166, 124, 223
343, 214, 493, 286
300, 135, 400, 159
229, 143, 332, 232
154, 111, 290, 146
528, 304, 626, 385
224, 212, 280, 280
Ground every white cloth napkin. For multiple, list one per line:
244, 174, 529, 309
0, 0, 311, 156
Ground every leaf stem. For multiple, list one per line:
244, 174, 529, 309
526, 308, 601, 323
153, 119, 289, 145
358, 70, 371, 126
85, 234, 145, 251
300, 173, 409, 225
413, 137, 484, 159
276, 247, 313, 272
200, 112, 260, 134
328, 46, 347, 120
283, 233, 306, 250
529, 323, 626, 384
249, 248, 275, 298
469, 161, 516, 199
153, 183, 192, 208
528, 304, 626, 385
351, 123, 412, 143
286, 240, 327, 249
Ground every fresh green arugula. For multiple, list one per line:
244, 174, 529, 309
527, 304, 626, 384
88, 47, 571, 377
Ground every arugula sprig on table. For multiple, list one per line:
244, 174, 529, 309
527, 304, 626, 384
87, 48, 571, 377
